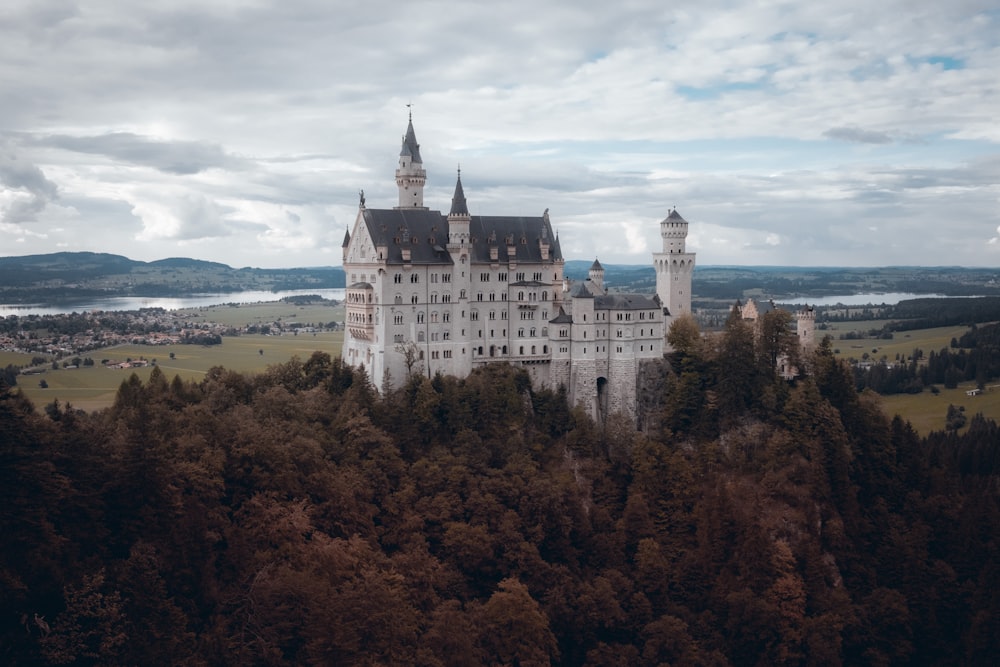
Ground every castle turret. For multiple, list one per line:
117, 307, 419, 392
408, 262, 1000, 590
796, 305, 816, 351
588, 258, 605, 293
395, 112, 427, 209
653, 207, 696, 321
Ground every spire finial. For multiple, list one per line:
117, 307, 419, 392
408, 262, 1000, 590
406, 102, 412, 121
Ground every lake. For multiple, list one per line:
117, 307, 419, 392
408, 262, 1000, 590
0, 288, 347, 317
781, 293, 947, 307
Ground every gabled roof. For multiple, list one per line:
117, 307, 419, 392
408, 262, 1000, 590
590, 258, 604, 271
342, 228, 351, 248
666, 208, 687, 222
570, 281, 595, 298
357, 208, 563, 266
550, 307, 573, 324
360, 208, 452, 265
468, 215, 561, 264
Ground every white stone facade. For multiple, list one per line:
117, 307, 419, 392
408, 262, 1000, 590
342, 118, 694, 421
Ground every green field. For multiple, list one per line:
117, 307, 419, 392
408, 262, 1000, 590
16, 331, 344, 412
821, 320, 971, 363
879, 381, 1000, 437
174, 301, 344, 329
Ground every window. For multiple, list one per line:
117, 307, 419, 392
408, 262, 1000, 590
431, 273, 438, 283
411, 294, 418, 304
533, 272, 542, 281
442, 293, 451, 303
443, 312, 450, 322
498, 272, 507, 281
410, 274, 419, 283
395, 294, 402, 304
394, 273, 402, 284
442, 274, 451, 283
477, 293, 483, 302
489, 311, 496, 320
470, 310, 479, 321
394, 334, 403, 343
480, 272, 490, 282
418, 332, 425, 342
394, 314, 403, 325
417, 312, 425, 323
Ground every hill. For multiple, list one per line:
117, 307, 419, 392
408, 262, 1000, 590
0, 252, 346, 303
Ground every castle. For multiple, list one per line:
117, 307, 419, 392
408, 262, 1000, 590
342, 116, 694, 420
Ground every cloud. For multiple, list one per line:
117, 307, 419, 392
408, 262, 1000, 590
34, 133, 248, 174
0, 143, 59, 222
1, 1, 999, 267
823, 127, 894, 144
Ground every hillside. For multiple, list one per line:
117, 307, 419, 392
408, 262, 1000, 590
2, 337, 997, 664
0, 252, 346, 303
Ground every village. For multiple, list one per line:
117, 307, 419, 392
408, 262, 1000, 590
1, 306, 337, 374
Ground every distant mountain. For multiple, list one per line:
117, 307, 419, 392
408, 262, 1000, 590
0, 252, 345, 303
148, 257, 233, 270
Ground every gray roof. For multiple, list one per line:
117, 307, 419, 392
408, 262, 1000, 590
595, 293, 661, 311
358, 208, 563, 266
570, 282, 595, 298
449, 173, 469, 216
342, 228, 351, 248
550, 307, 573, 324
590, 258, 604, 271
665, 208, 687, 222
400, 118, 422, 163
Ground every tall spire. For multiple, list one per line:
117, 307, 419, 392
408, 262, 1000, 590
395, 110, 427, 209
400, 111, 423, 164
449, 167, 469, 216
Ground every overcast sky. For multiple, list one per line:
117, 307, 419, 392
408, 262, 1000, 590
2, 0, 998, 269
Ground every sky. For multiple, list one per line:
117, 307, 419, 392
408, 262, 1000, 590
2, 0, 999, 269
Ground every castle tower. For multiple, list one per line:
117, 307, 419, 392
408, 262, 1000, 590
796, 306, 816, 351
395, 112, 427, 209
653, 208, 695, 318
588, 258, 605, 293
447, 169, 470, 249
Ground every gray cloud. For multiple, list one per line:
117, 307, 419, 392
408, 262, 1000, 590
0, 0, 998, 267
823, 126, 895, 144
33, 133, 248, 175
0, 144, 59, 223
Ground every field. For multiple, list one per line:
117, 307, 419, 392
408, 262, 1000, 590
879, 381, 1000, 437
16, 331, 344, 412
820, 320, 970, 362
174, 301, 343, 329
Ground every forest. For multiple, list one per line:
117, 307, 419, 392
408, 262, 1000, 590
2, 312, 999, 666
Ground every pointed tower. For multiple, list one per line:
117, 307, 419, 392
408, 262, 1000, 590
653, 208, 695, 318
395, 111, 427, 209
447, 168, 470, 249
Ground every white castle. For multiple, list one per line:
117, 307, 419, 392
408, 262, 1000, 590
342, 116, 695, 420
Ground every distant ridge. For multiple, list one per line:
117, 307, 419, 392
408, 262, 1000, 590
0, 252, 345, 303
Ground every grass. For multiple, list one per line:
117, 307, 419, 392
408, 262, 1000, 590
174, 301, 344, 329
16, 331, 344, 412
822, 320, 970, 363
879, 381, 1000, 437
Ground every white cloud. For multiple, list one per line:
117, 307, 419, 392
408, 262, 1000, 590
0, 0, 997, 267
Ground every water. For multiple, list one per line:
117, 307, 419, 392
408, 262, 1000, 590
781, 293, 947, 307
0, 288, 347, 317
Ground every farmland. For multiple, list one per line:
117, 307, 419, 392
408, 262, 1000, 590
17, 331, 345, 412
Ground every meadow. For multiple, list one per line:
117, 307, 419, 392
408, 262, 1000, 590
17, 331, 344, 412
820, 319, 970, 362
8, 301, 1000, 433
